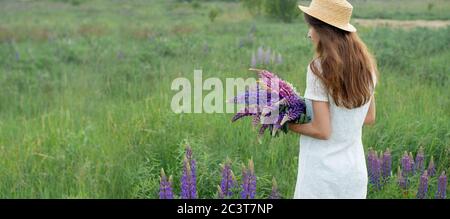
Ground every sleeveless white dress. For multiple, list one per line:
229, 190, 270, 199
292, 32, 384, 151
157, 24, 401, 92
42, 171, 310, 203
293, 61, 376, 199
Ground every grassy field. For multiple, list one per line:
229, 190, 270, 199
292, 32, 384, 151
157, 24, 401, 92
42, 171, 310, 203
0, 0, 448, 198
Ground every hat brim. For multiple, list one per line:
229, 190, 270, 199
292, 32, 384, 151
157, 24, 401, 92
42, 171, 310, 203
298, 5, 357, 32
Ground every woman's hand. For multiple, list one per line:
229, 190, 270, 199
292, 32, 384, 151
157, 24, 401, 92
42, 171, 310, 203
288, 100, 331, 140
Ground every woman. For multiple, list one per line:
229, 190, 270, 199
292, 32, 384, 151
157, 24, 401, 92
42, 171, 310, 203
288, 0, 379, 198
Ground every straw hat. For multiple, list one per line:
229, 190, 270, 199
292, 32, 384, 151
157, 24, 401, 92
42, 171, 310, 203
298, 0, 357, 32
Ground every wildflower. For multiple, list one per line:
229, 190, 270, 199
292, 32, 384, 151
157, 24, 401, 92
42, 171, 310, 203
416, 171, 429, 199
414, 146, 425, 174
409, 152, 415, 175
264, 48, 271, 65
370, 151, 382, 189
401, 151, 412, 176
435, 172, 447, 199
239, 38, 245, 48
257, 47, 264, 64
159, 169, 174, 199
181, 146, 197, 199
427, 156, 436, 177
251, 52, 257, 68
117, 51, 125, 60
367, 149, 374, 180
241, 159, 256, 199
249, 24, 256, 34
382, 148, 392, 181
220, 159, 236, 198
276, 53, 283, 65
203, 42, 209, 54
217, 185, 225, 199
269, 177, 281, 199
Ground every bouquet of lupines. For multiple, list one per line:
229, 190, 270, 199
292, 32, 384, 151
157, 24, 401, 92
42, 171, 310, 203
229, 69, 310, 141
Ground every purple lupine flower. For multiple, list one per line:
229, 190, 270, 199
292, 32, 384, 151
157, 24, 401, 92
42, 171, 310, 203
220, 159, 236, 198
230, 89, 277, 106
257, 124, 269, 140
367, 148, 375, 181
186, 146, 197, 199
251, 52, 257, 68
416, 170, 429, 199
231, 106, 261, 122
230, 69, 308, 141
427, 156, 436, 177
415, 147, 425, 174
283, 95, 306, 122
382, 148, 392, 181
159, 169, 174, 199
203, 43, 210, 54
181, 146, 197, 199
269, 177, 281, 199
271, 51, 276, 64
264, 48, 271, 65
15, 51, 20, 61
241, 159, 256, 199
251, 114, 260, 127
257, 71, 295, 98
276, 53, 283, 65
257, 47, 264, 64
370, 151, 382, 189
409, 152, 415, 175
181, 157, 192, 199
240, 164, 249, 199
190, 158, 197, 198
397, 166, 407, 190
117, 51, 125, 60
249, 24, 256, 34
367, 149, 380, 187
270, 111, 287, 136
435, 172, 447, 199
248, 159, 256, 199
401, 151, 412, 177
238, 38, 245, 48
217, 185, 225, 199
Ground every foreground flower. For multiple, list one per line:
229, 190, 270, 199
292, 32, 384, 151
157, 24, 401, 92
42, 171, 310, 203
382, 148, 392, 181
220, 158, 236, 198
241, 159, 256, 199
367, 149, 381, 188
181, 146, 197, 199
416, 171, 429, 199
401, 151, 412, 177
427, 156, 436, 177
269, 177, 281, 199
367, 149, 375, 181
159, 168, 174, 199
414, 147, 425, 174
217, 185, 225, 199
435, 172, 447, 199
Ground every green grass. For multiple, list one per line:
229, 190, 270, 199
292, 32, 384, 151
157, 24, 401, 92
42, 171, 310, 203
0, 0, 448, 198
348, 0, 450, 20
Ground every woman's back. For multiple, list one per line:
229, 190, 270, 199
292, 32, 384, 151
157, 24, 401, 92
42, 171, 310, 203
294, 63, 375, 199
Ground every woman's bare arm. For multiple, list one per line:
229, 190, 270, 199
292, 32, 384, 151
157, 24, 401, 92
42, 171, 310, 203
288, 100, 331, 140
364, 96, 376, 125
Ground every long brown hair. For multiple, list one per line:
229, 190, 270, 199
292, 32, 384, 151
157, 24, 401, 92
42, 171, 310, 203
304, 13, 378, 109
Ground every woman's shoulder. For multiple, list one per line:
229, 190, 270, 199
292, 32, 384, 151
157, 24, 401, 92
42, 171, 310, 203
307, 58, 323, 75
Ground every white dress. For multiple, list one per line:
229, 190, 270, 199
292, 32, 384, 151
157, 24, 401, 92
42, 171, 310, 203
293, 61, 376, 199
